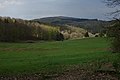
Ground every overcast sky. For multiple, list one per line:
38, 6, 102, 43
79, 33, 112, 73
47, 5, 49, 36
0, 0, 117, 20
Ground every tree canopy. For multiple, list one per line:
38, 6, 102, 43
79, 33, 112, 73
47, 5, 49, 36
0, 17, 61, 42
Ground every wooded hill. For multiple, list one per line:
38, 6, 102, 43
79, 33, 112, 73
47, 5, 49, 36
34, 16, 110, 33
0, 16, 90, 42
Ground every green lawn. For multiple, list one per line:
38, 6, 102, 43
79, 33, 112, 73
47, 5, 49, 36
0, 37, 118, 75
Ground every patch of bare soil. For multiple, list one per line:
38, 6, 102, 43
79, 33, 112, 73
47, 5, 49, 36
53, 68, 119, 80
0, 75, 43, 80
0, 69, 119, 80
0, 64, 119, 80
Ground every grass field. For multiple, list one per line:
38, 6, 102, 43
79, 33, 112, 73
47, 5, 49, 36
0, 37, 118, 76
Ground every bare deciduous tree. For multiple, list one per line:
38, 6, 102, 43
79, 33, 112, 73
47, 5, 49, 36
104, 0, 120, 53
104, 0, 120, 18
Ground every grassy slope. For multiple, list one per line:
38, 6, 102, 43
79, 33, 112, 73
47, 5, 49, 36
0, 38, 118, 75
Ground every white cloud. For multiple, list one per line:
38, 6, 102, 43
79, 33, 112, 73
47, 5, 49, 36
0, 0, 23, 9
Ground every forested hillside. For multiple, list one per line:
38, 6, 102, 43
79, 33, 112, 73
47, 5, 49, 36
34, 16, 110, 33
0, 16, 91, 42
0, 17, 60, 42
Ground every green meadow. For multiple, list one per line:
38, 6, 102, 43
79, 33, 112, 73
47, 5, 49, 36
0, 38, 118, 75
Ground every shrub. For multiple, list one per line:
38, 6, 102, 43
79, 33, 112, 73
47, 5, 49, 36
107, 20, 120, 53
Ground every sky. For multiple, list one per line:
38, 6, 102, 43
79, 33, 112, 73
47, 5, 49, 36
0, 0, 117, 20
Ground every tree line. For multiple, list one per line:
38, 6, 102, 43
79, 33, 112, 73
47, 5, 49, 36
0, 17, 64, 42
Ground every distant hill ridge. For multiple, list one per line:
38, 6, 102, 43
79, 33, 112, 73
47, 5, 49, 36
35, 16, 99, 22
34, 16, 110, 33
